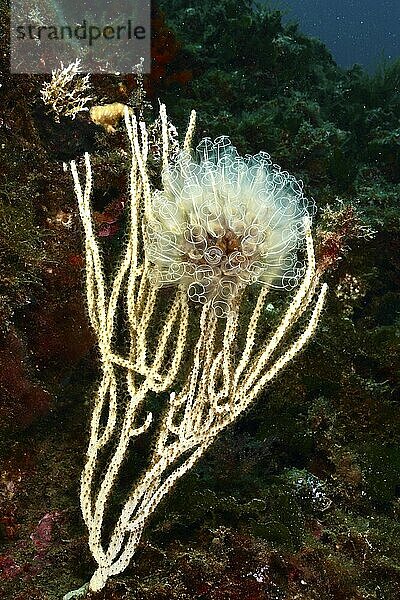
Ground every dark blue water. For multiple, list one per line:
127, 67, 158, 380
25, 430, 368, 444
263, 0, 400, 71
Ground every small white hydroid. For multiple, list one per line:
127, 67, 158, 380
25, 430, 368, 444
146, 136, 314, 317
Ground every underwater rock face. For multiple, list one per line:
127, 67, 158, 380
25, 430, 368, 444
1, 0, 400, 597
0, 330, 51, 430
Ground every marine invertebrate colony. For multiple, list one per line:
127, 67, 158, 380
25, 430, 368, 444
41, 59, 95, 122
147, 136, 313, 316
69, 105, 327, 594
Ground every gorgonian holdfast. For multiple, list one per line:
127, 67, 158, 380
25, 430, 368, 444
146, 136, 315, 316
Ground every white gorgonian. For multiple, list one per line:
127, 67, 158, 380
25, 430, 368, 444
146, 136, 314, 317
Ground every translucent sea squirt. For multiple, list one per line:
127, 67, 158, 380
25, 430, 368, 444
146, 136, 315, 317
